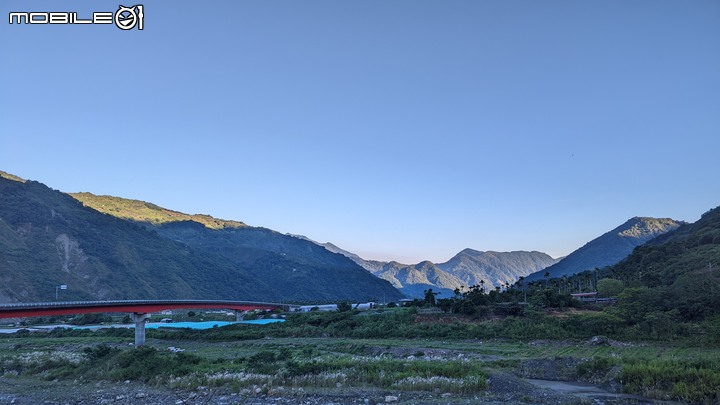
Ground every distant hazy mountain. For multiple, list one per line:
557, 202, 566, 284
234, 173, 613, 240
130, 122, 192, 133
320, 242, 387, 273
438, 249, 559, 288
316, 240, 558, 298
371, 261, 465, 299
525, 217, 683, 282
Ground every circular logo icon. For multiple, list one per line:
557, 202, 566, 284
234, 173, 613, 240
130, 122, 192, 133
114, 5, 137, 30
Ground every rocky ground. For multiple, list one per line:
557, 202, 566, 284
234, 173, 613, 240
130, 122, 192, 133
0, 371, 662, 405
0, 335, 678, 405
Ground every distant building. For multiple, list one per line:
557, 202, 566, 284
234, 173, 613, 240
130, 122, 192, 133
297, 304, 338, 312
291, 303, 375, 312
571, 292, 598, 302
397, 299, 415, 307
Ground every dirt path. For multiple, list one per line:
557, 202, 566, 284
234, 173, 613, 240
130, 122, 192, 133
524, 378, 685, 404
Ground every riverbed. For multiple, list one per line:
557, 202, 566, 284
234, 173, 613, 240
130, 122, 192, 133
0, 319, 285, 333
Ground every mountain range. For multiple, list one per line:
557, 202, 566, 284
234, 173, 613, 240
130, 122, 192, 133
0, 169, 694, 304
524, 216, 683, 282
0, 172, 402, 303
317, 217, 683, 298
319, 240, 559, 298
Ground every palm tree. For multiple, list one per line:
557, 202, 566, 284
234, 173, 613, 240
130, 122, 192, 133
518, 276, 527, 302
593, 269, 599, 291
423, 288, 437, 306
544, 271, 551, 289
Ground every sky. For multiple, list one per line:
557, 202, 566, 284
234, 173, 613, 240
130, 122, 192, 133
1, 1, 719, 263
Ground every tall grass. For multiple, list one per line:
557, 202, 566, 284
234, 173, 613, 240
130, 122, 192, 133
0, 343, 487, 395
622, 358, 720, 404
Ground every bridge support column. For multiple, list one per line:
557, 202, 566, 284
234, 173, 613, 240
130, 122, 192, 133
132, 313, 150, 347
235, 310, 246, 322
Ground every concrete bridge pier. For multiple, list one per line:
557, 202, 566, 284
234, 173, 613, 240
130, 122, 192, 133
235, 310, 246, 322
132, 313, 150, 347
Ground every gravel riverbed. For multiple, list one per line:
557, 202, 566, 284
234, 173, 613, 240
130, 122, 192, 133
0, 372, 664, 405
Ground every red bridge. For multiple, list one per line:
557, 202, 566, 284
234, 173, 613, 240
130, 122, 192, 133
0, 300, 291, 346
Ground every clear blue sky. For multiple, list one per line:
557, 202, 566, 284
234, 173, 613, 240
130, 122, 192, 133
2, 1, 719, 263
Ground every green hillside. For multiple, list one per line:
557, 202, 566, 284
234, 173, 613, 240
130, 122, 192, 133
0, 175, 402, 303
71, 192, 246, 230
612, 207, 720, 288
154, 220, 404, 302
69, 192, 403, 303
0, 176, 275, 302
525, 217, 682, 282
0, 171, 25, 183
603, 206, 720, 322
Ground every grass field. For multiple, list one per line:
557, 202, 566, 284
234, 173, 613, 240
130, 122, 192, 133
1, 310, 719, 403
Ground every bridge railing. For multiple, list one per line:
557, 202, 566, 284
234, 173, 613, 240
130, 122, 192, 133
0, 300, 291, 319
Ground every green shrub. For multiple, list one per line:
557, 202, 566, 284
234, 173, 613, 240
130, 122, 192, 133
563, 312, 625, 337
83, 344, 118, 361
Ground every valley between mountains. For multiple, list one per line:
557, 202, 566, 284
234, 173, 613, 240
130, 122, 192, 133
2, 170, 720, 404
0, 171, 685, 303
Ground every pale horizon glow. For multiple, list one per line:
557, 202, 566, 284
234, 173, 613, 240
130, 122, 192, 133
1, 1, 719, 266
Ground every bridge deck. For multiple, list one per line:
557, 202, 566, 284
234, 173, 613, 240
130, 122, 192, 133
0, 300, 289, 318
